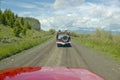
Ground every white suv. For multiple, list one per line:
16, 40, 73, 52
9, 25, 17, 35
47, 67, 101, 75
56, 31, 71, 47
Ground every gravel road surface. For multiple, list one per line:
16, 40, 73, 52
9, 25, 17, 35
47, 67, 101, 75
0, 40, 120, 80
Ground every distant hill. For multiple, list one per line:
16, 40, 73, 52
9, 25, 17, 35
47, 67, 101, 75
24, 17, 41, 31
0, 9, 41, 31
72, 27, 120, 35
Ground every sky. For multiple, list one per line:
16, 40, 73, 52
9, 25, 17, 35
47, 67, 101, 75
1, 0, 120, 32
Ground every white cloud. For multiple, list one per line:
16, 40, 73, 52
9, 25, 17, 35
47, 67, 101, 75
37, 1, 120, 32
12, 0, 120, 32
107, 0, 120, 6
53, 0, 85, 9
2, 1, 38, 9
20, 3, 37, 8
18, 11, 32, 16
33, 2, 53, 8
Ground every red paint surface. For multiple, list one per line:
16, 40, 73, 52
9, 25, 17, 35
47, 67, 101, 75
57, 40, 64, 42
0, 67, 41, 80
0, 67, 104, 80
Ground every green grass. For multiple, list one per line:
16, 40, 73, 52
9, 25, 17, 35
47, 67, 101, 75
72, 33, 120, 61
0, 24, 53, 59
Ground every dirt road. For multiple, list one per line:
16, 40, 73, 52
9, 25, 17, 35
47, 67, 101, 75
0, 40, 120, 80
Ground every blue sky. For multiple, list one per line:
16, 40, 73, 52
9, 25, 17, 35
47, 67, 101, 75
1, 0, 120, 32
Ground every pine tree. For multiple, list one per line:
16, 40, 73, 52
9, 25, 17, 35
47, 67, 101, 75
13, 19, 22, 37
21, 24, 27, 36
21, 17, 24, 25
3, 9, 9, 25
2, 13, 7, 25
26, 22, 31, 29
2, 9, 15, 27
9, 11, 15, 28
0, 9, 2, 24
15, 14, 18, 19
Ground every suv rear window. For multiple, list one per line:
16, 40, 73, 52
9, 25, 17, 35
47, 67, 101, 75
57, 34, 67, 39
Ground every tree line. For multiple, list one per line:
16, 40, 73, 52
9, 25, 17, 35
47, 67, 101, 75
0, 9, 31, 37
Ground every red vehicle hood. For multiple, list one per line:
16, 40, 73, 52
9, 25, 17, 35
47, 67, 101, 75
0, 67, 104, 80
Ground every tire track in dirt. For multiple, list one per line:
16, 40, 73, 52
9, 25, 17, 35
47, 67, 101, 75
23, 41, 56, 66
0, 40, 120, 80
0, 40, 54, 69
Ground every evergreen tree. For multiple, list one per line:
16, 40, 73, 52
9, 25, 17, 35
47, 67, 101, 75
15, 14, 18, 19
21, 17, 24, 25
13, 19, 22, 37
2, 9, 15, 27
2, 13, 7, 25
0, 9, 2, 24
26, 22, 31, 29
20, 17, 27, 36
49, 29, 56, 34
10, 12, 15, 28
3, 9, 9, 25
21, 24, 27, 36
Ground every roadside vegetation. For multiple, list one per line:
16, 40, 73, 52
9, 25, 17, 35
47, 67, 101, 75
0, 9, 54, 60
72, 29, 120, 61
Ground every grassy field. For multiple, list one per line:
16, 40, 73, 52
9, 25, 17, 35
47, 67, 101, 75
0, 24, 53, 59
72, 30, 120, 61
